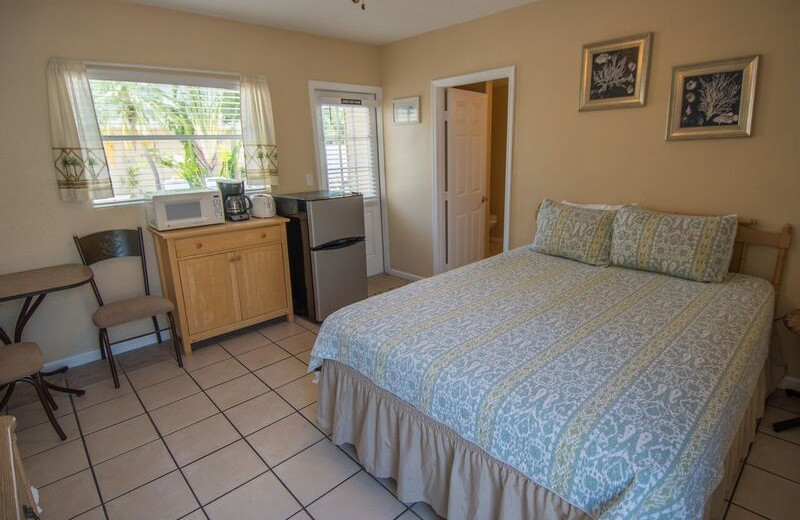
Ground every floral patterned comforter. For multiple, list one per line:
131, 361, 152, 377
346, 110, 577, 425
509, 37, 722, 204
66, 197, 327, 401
309, 248, 774, 519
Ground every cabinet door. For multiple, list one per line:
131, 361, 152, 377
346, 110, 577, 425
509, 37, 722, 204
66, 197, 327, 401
179, 252, 241, 334
235, 244, 288, 320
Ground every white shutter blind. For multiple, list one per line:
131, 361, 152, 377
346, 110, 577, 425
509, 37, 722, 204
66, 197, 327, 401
87, 71, 244, 201
317, 93, 379, 198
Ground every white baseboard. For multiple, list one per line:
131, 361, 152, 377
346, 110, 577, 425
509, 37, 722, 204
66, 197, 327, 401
42, 330, 170, 372
385, 268, 424, 282
777, 375, 800, 391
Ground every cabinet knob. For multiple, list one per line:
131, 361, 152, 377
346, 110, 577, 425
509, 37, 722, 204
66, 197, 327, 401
261, 233, 267, 239
196, 242, 203, 249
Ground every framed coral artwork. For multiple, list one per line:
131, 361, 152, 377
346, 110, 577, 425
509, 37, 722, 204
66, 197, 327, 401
666, 55, 759, 140
579, 33, 652, 111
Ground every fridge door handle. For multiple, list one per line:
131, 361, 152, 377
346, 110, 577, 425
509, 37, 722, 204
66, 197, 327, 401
313, 237, 365, 251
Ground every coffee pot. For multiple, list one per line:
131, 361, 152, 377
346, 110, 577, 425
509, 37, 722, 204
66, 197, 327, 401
217, 180, 252, 221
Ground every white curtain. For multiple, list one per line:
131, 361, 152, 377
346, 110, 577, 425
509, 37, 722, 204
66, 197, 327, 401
47, 58, 112, 201
240, 75, 279, 190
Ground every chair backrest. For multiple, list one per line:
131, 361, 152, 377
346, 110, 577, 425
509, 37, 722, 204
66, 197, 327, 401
73, 228, 151, 305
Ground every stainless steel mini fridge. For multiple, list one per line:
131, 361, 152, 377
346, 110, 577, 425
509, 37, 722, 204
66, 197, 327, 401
274, 191, 368, 322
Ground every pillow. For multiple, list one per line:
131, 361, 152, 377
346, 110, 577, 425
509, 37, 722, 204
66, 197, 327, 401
561, 200, 632, 211
530, 199, 617, 266
610, 206, 738, 282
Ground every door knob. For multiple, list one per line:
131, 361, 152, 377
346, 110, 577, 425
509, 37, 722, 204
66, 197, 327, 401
481, 196, 487, 203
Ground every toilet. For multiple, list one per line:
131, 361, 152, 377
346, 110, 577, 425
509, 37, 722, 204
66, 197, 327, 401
489, 213, 498, 230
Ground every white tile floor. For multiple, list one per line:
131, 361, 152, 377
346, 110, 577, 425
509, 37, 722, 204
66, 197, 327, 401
5, 317, 426, 520
4, 316, 800, 520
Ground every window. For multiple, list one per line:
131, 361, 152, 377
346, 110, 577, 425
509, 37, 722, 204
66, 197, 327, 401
87, 67, 247, 203
315, 91, 380, 198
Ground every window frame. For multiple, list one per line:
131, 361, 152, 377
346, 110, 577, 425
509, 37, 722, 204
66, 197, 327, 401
85, 63, 244, 207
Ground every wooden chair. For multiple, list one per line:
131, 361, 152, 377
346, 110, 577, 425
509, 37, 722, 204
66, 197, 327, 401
73, 228, 182, 388
1, 416, 41, 519
0, 342, 66, 440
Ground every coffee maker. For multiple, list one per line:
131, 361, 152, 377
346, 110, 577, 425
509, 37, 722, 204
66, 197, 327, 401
217, 180, 252, 221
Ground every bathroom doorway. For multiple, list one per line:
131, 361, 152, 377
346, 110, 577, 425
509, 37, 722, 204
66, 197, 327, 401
431, 67, 514, 273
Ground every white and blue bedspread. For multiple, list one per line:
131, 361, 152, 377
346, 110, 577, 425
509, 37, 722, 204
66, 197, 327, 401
309, 248, 774, 519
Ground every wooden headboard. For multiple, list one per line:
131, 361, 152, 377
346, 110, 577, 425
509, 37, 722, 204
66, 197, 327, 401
730, 218, 792, 295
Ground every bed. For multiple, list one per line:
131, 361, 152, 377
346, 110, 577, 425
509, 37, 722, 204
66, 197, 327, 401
309, 218, 791, 520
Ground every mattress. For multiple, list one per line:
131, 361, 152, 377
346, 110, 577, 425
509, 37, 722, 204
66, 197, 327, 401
309, 248, 774, 519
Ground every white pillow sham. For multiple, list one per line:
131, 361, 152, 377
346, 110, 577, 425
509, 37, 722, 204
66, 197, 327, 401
561, 200, 635, 211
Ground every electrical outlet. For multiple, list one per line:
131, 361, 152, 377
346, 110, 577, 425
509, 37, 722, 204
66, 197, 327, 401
306, 173, 314, 187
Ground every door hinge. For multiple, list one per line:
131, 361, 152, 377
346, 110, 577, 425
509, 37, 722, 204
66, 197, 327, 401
442, 110, 449, 122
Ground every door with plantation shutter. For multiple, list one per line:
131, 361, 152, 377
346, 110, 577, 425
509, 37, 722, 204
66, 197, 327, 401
314, 90, 384, 276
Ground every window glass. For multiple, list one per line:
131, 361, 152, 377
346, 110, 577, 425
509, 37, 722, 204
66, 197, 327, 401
317, 96, 379, 198
88, 78, 244, 203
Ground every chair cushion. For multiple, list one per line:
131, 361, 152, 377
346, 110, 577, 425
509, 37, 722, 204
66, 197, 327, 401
0, 342, 43, 385
92, 295, 174, 329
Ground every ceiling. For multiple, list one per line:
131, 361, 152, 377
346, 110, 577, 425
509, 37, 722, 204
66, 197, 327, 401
119, 0, 539, 45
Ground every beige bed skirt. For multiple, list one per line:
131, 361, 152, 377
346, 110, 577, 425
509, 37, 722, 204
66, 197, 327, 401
317, 360, 769, 520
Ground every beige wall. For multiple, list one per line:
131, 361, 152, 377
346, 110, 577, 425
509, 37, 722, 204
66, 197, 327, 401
0, 0, 380, 362
380, 0, 800, 375
3, 0, 800, 376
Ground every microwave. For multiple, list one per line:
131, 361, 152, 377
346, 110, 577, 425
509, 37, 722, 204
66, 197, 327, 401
145, 189, 225, 231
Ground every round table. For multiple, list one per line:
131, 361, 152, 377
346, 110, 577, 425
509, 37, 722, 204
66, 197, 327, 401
0, 264, 92, 403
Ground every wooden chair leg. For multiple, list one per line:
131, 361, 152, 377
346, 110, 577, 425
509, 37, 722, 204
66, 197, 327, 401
26, 375, 66, 440
98, 329, 106, 360
152, 316, 163, 344
0, 383, 15, 410
101, 328, 120, 389
167, 312, 183, 368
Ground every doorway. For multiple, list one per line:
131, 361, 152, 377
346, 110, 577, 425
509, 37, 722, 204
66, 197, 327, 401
431, 67, 515, 274
308, 82, 389, 277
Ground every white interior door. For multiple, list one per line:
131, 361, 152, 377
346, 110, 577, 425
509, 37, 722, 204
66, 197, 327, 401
313, 89, 385, 276
446, 87, 488, 269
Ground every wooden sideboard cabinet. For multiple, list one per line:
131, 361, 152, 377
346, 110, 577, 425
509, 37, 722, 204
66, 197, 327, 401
149, 218, 293, 355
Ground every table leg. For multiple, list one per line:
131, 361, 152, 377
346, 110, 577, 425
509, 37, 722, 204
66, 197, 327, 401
7, 293, 84, 396
14, 294, 46, 343
0, 327, 10, 345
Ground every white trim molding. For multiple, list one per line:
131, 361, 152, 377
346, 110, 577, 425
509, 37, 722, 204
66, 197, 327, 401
431, 66, 516, 275
385, 268, 424, 282
42, 330, 171, 372
777, 375, 800, 391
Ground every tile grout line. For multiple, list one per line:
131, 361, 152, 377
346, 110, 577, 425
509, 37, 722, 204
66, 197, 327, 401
174, 348, 318, 520
250, 327, 417, 512
116, 356, 207, 516
756, 428, 800, 448
767, 402, 800, 415
725, 502, 771, 519
210, 323, 407, 518
212, 325, 427, 516
24, 320, 398, 520
742, 461, 800, 485
64, 375, 112, 520
104, 360, 206, 511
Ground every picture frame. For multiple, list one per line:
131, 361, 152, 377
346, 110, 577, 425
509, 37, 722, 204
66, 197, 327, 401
579, 33, 652, 111
666, 55, 759, 140
393, 96, 420, 124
